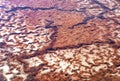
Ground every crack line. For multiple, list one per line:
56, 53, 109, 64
69, 15, 95, 29
5, 6, 56, 13
92, 0, 111, 10
5, 6, 87, 13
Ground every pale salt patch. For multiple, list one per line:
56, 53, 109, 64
114, 9, 120, 16
8, 61, 28, 80
0, 30, 9, 36
12, 69, 19, 74
0, 64, 10, 73
0, 0, 5, 4
13, 47, 21, 52
21, 21, 26, 27
25, 45, 32, 49
0, 53, 7, 60
38, 36, 47, 42
80, 66, 86, 71
81, 48, 90, 53
67, 64, 80, 74
4, 74, 13, 81
8, 35, 17, 42
81, 73, 91, 77
111, 73, 120, 76
40, 67, 51, 74
66, 63, 80, 74
108, 61, 113, 66
0, 20, 6, 25
24, 57, 43, 67
92, 64, 107, 72
0, 38, 4, 42
0, 26, 6, 30
6, 41, 16, 45
44, 54, 58, 65
80, 55, 90, 67
32, 43, 39, 50
12, 23, 20, 28
64, 52, 73, 59
17, 73, 28, 81
24, 37, 34, 44
3, 15, 8, 20
0, 0, 8, 5
87, 55, 96, 64
117, 48, 120, 55
0, 64, 14, 81
59, 61, 70, 72
14, 29, 22, 33
92, 49, 99, 54
106, 48, 114, 55
27, 34, 35, 39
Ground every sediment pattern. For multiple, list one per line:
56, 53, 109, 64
0, 0, 120, 81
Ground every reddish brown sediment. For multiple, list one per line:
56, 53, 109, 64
5, 0, 120, 49
0, 0, 120, 81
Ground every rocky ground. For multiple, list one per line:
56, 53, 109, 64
0, 0, 120, 81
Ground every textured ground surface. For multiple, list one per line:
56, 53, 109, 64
0, 0, 120, 81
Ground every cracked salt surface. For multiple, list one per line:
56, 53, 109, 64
0, 64, 13, 81
24, 57, 43, 67
0, 0, 120, 80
